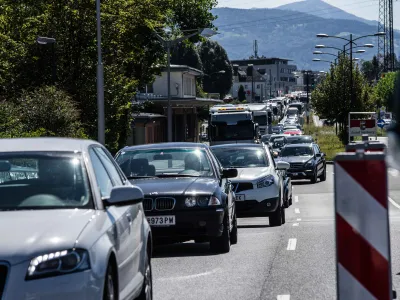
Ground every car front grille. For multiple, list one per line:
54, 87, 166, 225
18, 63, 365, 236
143, 198, 153, 211
290, 162, 305, 169
0, 263, 8, 298
232, 182, 253, 193
155, 197, 176, 211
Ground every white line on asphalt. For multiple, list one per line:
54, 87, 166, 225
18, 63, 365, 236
293, 223, 299, 226
277, 295, 290, 300
389, 197, 400, 210
295, 208, 300, 214
158, 268, 221, 281
287, 239, 297, 250
297, 218, 302, 221
294, 196, 299, 202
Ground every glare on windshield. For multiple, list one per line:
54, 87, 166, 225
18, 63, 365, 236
212, 148, 269, 168
280, 147, 313, 157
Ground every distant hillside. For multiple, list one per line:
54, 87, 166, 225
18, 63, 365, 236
276, 0, 377, 27
211, 7, 400, 70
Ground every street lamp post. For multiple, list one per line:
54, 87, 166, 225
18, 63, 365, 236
154, 28, 217, 142
96, 0, 105, 145
36, 36, 57, 84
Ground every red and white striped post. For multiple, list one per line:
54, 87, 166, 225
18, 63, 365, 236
334, 152, 392, 300
346, 141, 387, 153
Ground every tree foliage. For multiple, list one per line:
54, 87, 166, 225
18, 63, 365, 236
171, 42, 202, 70
0, 0, 218, 152
312, 54, 374, 142
198, 40, 233, 99
372, 71, 399, 112
361, 55, 380, 82
238, 84, 246, 101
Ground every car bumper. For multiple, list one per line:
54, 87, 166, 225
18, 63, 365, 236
235, 197, 280, 217
2, 266, 103, 300
287, 168, 314, 179
146, 209, 225, 240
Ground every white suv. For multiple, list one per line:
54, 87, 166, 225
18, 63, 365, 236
211, 143, 290, 226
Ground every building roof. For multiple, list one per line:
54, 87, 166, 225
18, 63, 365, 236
160, 64, 203, 76
232, 57, 293, 66
0, 138, 100, 153
132, 113, 166, 119
134, 97, 223, 107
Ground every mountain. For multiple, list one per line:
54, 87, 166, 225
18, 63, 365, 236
276, 0, 377, 27
211, 7, 400, 70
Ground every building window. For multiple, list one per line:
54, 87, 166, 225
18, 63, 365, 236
183, 76, 196, 97
256, 84, 260, 89
245, 85, 248, 89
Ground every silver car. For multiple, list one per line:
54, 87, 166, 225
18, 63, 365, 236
0, 138, 152, 300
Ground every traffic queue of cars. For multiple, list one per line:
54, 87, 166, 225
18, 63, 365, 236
0, 101, 325, 299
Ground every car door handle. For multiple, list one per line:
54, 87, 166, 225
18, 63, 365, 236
126, 213, 132, 223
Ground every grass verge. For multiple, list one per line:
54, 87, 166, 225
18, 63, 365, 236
302, 119, 345, 161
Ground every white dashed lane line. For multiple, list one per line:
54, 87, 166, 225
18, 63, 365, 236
293, 223, 299, 227
277, 295, 290, 300
389, 168, 399, 177
294, 208, 300, 214
297, 218, 301, 221
287, 238, 297, 250
294, 196, 299, 203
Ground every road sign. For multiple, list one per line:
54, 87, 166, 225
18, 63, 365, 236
334, 152, 391, 300
349, 119, 377, 137
377, 119, 386, 128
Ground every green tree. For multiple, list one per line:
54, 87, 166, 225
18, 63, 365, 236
171, 43, 202, 70
312, 54, 374, 142
361, 55, 380, 82
372, 71, 399, 112
198, 40, 233, 99
238, 85, 246, 101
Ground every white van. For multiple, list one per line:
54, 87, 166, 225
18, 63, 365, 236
287, 107, 299, 116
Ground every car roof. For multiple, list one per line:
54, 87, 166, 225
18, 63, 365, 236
122, 142, 208, 151
0, 137, 100, 153
284, 143, 314, 148
211, 143, 263, 149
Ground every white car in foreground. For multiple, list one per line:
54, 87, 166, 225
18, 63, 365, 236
0, 138, 152, 300
211, 143, 289, 226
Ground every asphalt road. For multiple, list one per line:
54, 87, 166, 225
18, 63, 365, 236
150, 165, 400, 300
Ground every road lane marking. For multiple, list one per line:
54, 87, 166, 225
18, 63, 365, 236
297, 218, 301, 221
158, 268, 221, 281
295, 208, 300, 214
293, 223, 299, 226
294, 196, 299, 202
277, 295, 290, 300
389, 197, 400, 210
287, 238, 297, 250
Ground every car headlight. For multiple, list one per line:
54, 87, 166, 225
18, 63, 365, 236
26, 249, 90, 280
184, 196, 220, 207
305, 160, 314, 167
208, 196, 221, 206
256, 175, 275, 188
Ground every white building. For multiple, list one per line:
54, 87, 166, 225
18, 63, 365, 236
230, 57, 298, 102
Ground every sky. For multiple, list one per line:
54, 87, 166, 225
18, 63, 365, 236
216, 0, 400, 29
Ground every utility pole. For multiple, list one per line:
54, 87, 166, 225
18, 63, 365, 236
269, 69, 272, 99
305, 71, 310, 124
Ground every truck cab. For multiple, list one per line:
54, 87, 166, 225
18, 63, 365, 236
208, 106, 259, 146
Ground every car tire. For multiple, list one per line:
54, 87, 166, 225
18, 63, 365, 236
320, 165, 327, 181
136, 252, 153, 300
230, 212, 238, 245
103, 262, 118, 300
269, 203, 283, 227
289, 194, 293, 206
283, 191, 289, 208
310, 168, 318, 184
210, 214, 231, 253
281, 205, 286, 224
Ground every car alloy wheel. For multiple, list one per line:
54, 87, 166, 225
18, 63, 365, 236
104, 264, 116, 300
138, 253, 153, 300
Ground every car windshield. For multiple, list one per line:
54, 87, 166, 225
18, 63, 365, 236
210, 124, 254, 141
254, 115, 268, 125
116, 148, 214, 178
280, 146, 313, 157
0, 152, 92, 210
270, 136, 286, 143
261, 135, 271, 143
289, 137, 314, 144
212, 147, 269, 168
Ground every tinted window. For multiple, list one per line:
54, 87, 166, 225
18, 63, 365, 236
212, 147, 269, 168
280, 146, 313, 157
116, 148, 214, 177
90, 149, 113, 198
0, 153, 92, 209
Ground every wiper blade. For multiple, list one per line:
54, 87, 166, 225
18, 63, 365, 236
127, 176, 157, 179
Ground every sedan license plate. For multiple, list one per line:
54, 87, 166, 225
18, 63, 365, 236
147, 216, 175, 226
236, 194, 245, 201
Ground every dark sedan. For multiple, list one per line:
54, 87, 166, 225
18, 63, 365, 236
286, 135, 314, 144
115, 143, 238, 253
271, 126, 283, 134
275, 143, 326, 183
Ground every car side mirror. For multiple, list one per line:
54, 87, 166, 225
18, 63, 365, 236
273, 151, 279, 158
315, 153, 322, 157
276, 161, 290, 170
103, 185, 144, 207
222, 168, 238, 178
